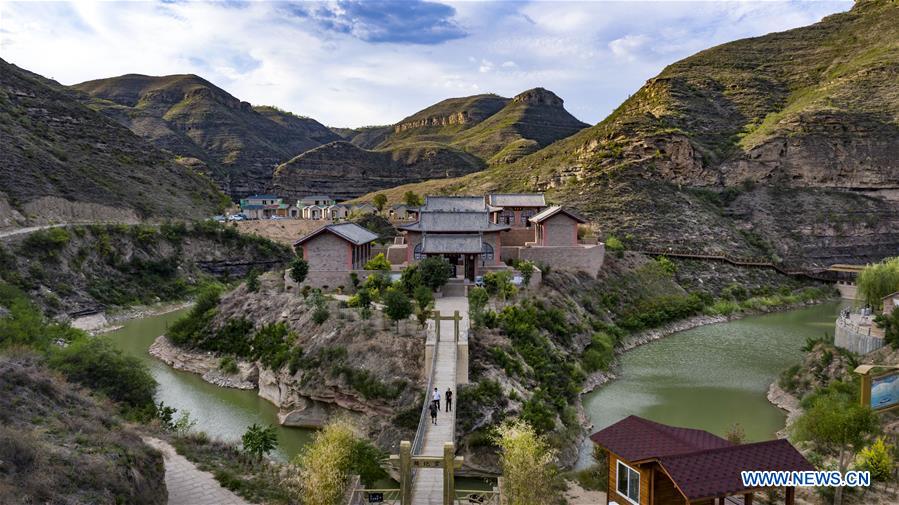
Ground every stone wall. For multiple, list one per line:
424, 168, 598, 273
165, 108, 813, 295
835, 319, 885, 355
387, 244, 408, 264
518, 244, 604, 276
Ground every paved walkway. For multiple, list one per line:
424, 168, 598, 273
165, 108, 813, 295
143, 437, 252, 505
411, 296, 468, 505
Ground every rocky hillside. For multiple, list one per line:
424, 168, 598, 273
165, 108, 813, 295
0, 222, 292, 317
272, 88, 587, 199
72, 74, 341, 196
158, 275, 424, 451
0, 354, 166, 505
359, 0, 899, 269
0, 59, 225, 227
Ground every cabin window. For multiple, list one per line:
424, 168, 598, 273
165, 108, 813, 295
616, 461, 640, 505
499, 210, 514, 225
413, 243, 425, 261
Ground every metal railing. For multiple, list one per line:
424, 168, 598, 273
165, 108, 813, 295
412, 318, 440, 458
455, 489, 501, 505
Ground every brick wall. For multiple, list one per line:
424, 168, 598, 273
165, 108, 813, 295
500, 227, 537, 247
519, 244, 604, 276
541, 213, 578, 246
303, 232, 350, 271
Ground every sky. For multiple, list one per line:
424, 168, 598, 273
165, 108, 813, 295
0, 0, 853, 128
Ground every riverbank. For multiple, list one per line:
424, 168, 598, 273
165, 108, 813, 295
149, 335, 257, 390
575, 297, 839, 469
766, 382, 802, 438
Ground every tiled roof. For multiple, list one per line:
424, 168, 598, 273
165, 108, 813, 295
421, 234, 483, 254
659, 439, 816, 500
400, 212, 509, 233
589, 415, 732, 463
423, 196, 488, 212
529, 205, 587, 224
488, 193, 546, 208
294, 223, 378, 246
244, 194, 279, 200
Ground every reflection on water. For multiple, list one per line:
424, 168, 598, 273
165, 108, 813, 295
577, 301, 843, 468
105, 308, 313, 461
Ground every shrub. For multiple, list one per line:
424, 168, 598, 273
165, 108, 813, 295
295, 419, 385, 501
618, 293, 704, 331
483, 270, 516, 300
493, 420, 560, 505
219, 356, 239, 374
49, 337, 157, 413
855, 437, 895, 482
246, 270, 260, 293
168, 284, 222, 347
402, 191, 423, 207
372, 194, 387, 212
468, 287, 489, 328
242, 424, 279, 462
582, 332, 615, 373
22, 227, 70, 257
605, 235, 624, 257
363, 253, 391, 271
656, 256, 677, 275
252, 322, 294, 370
413, 285, 434, 328
289, 257, 309, 285
706, 299, 740, 316
517, 260, 536, 286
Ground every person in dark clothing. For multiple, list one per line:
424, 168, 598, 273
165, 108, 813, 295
445, 388, 453, 412
429, 401, 438, 425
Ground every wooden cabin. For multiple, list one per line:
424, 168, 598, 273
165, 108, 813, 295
590, 416, 814, 505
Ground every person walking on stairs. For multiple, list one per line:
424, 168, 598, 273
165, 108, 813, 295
429, 401, 438, 425
432, 387, 441, 410
445, 388, 453, 412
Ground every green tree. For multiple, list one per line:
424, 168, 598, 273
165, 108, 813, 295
383, 288, 413, 332
493, 420, 560, 505
419, 257, 453, 290
363, 253, 391, 271
242, 423, 279, 462
295, 419, 356, 505
289, 257, 310, 285
857, 257, 899, 309
413, 285, 434, 328
468, 287, 489, 328
403, 190, 423, 207
794, 390, 880, 505
484, 271, 516, 301
855, 437, 895, 482
372, 194, 387, 212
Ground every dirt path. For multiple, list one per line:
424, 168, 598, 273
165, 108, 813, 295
143, 437, 253, 505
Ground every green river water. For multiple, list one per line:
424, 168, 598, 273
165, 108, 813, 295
106, 308, 314, 461
105, 301, 843, 473
577, 300, 843, 468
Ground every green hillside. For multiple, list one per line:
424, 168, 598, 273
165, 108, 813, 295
0, 59, 225, 225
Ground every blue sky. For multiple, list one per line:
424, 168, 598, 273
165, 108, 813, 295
0, 1, 852, 127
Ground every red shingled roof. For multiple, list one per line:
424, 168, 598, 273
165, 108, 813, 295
659, 439, 816, 500
589, 415, 732, 463
590, 416, 815, 500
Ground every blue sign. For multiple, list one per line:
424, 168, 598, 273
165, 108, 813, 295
871, 372, 899, 410
368, 492, 384, 503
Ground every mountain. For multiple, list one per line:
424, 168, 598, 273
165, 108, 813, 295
71, 74, 341, 196
272, 88, 588, 199
0, 59, 225, 226
357, 0, 899, 268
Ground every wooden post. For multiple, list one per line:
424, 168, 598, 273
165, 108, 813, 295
744, 492, 753, 505
400, 441, 412, 505
434, 310, 441, 340
453, 310, 460, 342
860, 371, 872, 407
497, 477, 505, 505
785, 487, 795, 505
443, 442, 455, 505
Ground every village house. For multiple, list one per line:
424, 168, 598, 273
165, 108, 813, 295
325, 204, 350, 220
301, 205, 325, 220
389, 204, 418, 221
239, 194, 291, 219
293, 223, 379, 289
351, 202, 378, 216
591, 416, 813, 505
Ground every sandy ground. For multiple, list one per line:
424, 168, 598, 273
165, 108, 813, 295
234, 219, 332, 246
565, 482, 605, 505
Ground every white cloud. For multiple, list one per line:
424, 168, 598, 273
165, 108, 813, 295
0, 0, 853, 126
